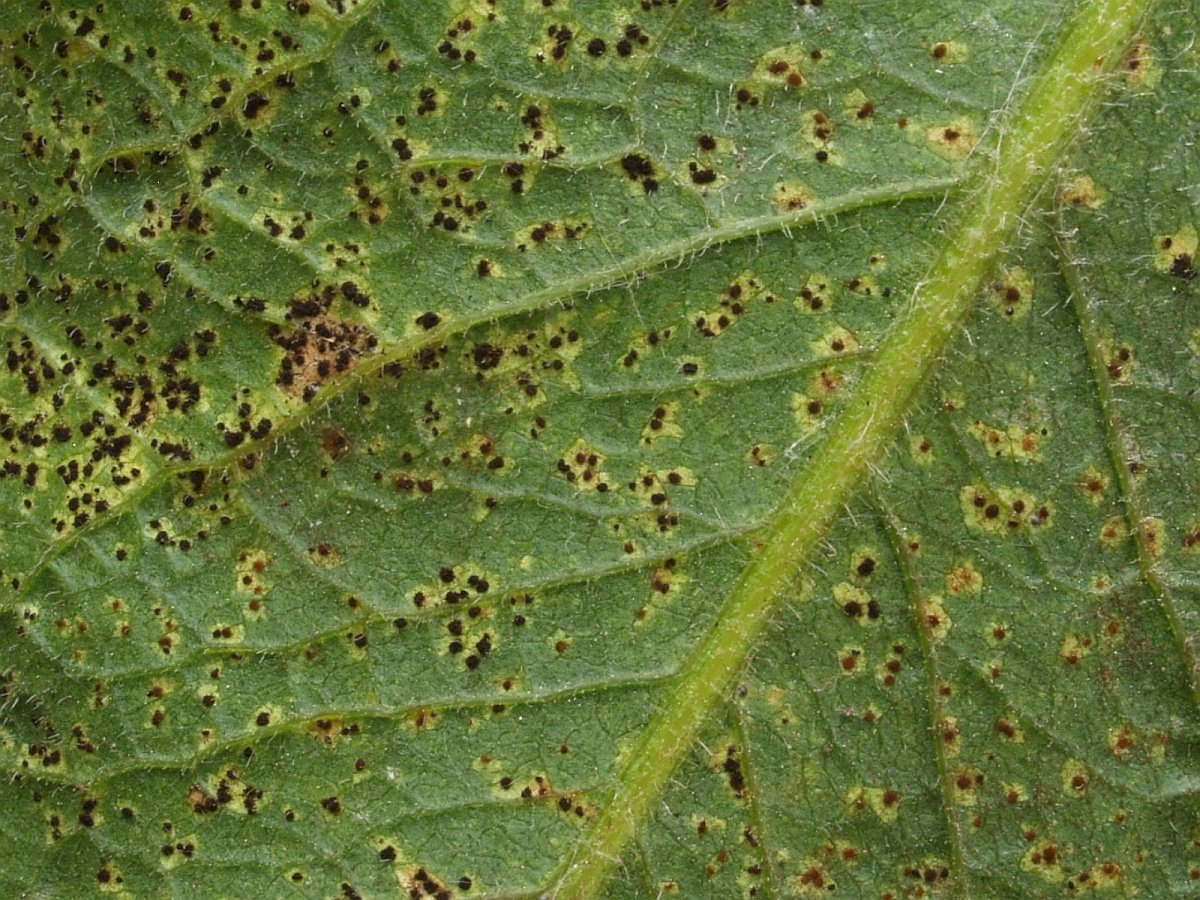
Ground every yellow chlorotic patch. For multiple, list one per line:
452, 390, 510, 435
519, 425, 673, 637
810, 365, 845, 397
773, 182, 813, 213
558, 439, 611, 492
1142, 516, 1166, 558
1059, 174, 1104, 208
1099, 337, 1136, 382
693, 271, 764, 338
945, 562, 982, 596
1109, 725, 1138, 760
925, 119, 978, 160
846, 786, 901, 822
930, 40, 969, 63
811, 326, 859, 357
791, 860, 834, 894
919, 595, 951, 641
1122, 38, 1159, 86
1152, 225, 1197, 279
1078, 466, 1109, 504
845, 273, 880, 297
1059, 633, 1093, 665
950, 766, 984, 806
988, 267, 1036, 320
1003, 782, 1028, 804
235, 549, 271, 596
513, 217, 588, 250
959, 484, 1052, 535
909, 433, 935, 465
753, 43, 807, 88
938, 716, 961, 758
307, 543, 342, 567
1060, 758, 1089, 797
796, 274, 834, 312
832, 582, 876, 625
1021, 840, 1065, 882
1099, 516, 1127, 546
801, 111, 836, 150
1182, 523, 1200, 555
969, 419, 1047, 460
792, 393, 827, 427
842, 88, 876, 126
837, 645, 865, 675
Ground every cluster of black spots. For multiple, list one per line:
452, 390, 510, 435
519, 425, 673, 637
841, 596, 881, 621
437, 16, 478, 63
269, 285, 378, 400
544, 24, 574, 61
688, 162, 717, 184
721, 745, 746, 796
215, 394, 274, 449
903, 863, 951, 885
501, 161, 525, 194
405, 866, 458, 899
620, 153, 658, 193
416, 86, 439, 116
516, 220, 588, 253
1160, 235, 1196, 281
518, 104, 564, 160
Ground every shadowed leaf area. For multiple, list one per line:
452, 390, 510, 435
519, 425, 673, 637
1, 0, 1197, 896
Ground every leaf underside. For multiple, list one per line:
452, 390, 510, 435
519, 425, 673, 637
0, 0, 1197, 897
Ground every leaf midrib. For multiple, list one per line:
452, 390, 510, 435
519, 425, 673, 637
548, 1, 1156, 895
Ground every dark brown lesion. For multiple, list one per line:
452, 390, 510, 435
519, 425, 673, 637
268, 286, 379, 401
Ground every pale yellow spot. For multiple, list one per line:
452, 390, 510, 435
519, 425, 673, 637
753, 43, 807, 89
909, 433, 935, 465
559, 439, 611, 491
1122, 38, 1160, 86
792, 393, 826, 427
1059, 634, 1092, 665
811, 326, 859, 357
832, 582, 874, 625
925, 119, 978, 160
919, 596, 950, 641
1142, 516, 1166, 558
1152, 224, 1197, 276
796, 274, 834, 313
842, 88, 875, 127
1060, 759, 1089, 798
791, 860, 834, 894
950, 766, 984, 806
945, 562, 982, 596
846, 786, 900, 822
844, 274, 880, 298
773, 182, 813, 214
1078, 466, 1109, 504
969, 419, 1046, 461
1099, 516, 1127, 547
989, 267, 1036, 321
1021, 840, 1066, 883
513, 217, 588, 250
1099, 337, 1136, 382
1108, 725, 1138, 760
1059, 174, 1104, 208
959, 484, 1052, 535
930, 40, 969, 63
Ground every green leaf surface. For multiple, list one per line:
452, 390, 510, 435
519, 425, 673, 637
1, 0, 1197, 896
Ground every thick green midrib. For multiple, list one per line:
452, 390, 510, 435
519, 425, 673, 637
548, 1, 1154, 896
1058, 228, 1200, 703
6, 177, 955, 605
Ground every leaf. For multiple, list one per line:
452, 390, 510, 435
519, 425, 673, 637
0, 0, 1196, 897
